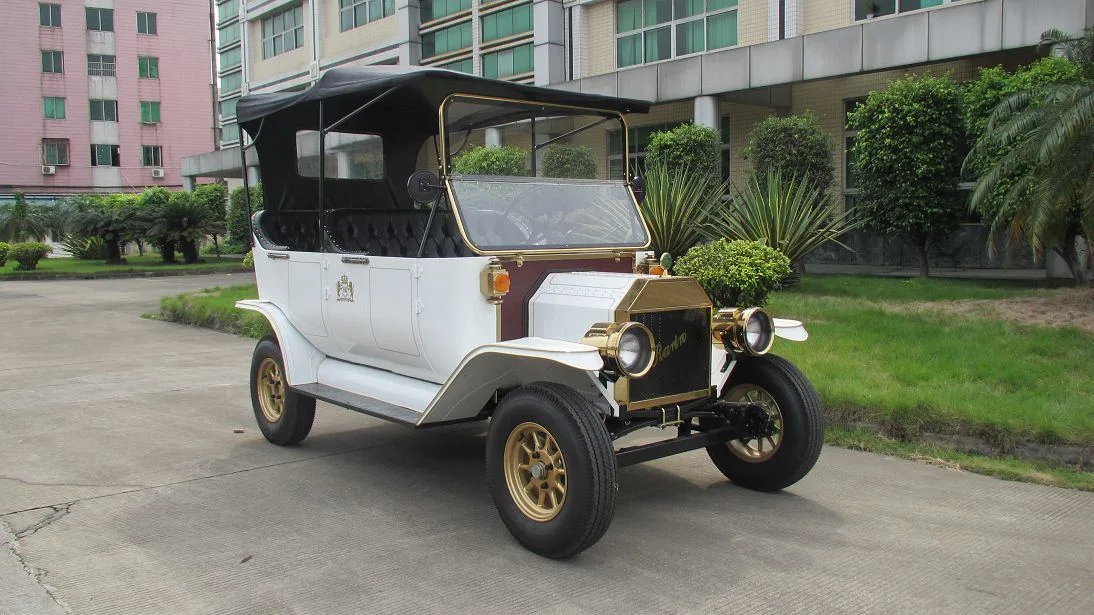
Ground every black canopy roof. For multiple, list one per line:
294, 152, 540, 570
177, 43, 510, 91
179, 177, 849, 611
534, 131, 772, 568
236, 65, 651, 131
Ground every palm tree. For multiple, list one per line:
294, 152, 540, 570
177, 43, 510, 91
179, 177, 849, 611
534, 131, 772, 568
148, 191, 225, 264
966, 27, 1094, 283
0, 192, 47, 242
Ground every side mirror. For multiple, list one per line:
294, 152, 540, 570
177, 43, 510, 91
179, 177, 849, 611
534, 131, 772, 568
407, 170, 443, 204
631, 175, 646, 205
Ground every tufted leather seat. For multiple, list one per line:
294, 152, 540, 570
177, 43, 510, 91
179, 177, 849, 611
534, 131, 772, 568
260, 211, 323, 252
327, 209, 471, 258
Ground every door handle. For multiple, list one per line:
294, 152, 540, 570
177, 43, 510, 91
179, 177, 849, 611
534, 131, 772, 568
267, 252, 290, 260
341, 256, 370, 265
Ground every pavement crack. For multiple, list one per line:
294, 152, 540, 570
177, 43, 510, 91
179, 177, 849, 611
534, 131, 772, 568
0, 475, 147, 491
1, 511, 74, 614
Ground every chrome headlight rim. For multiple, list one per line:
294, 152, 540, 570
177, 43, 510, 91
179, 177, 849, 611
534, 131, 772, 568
712, 307, 774, 356
582, 321, 656, 378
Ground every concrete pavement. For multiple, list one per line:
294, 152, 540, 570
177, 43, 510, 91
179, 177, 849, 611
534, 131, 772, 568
1, 274, 1092, 614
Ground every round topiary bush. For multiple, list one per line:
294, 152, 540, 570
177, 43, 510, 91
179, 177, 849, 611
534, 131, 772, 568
9, 242, 53, 271
673, 239, 791, 307
0, 242, 9, 267
541, 144, 597, 179
452, 146, 528, 176
644, 123, 721, 187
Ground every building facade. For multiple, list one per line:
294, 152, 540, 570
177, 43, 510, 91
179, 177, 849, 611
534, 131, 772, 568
1, 0, 216, 198
187, 0, 1094, 267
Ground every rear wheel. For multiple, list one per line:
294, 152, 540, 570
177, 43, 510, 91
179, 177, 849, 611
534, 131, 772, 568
250, 337, 315, 446
486, 383, 617, 558
706, 355, 823, 491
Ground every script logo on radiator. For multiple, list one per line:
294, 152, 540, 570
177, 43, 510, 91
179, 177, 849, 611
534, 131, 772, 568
654, 331, 687, 367
336, 274, 355, 302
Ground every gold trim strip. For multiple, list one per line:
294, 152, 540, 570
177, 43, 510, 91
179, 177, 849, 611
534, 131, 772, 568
626, 389, 712, 412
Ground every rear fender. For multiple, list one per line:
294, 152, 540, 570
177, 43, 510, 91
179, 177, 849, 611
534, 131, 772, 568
236, 300, 325, 386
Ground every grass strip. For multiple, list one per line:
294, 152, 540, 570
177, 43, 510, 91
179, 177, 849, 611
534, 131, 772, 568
149, 285, 272, 338
1, 255, 246, 278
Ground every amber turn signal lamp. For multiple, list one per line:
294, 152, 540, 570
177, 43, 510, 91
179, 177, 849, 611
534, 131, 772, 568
480, 260, 511, 304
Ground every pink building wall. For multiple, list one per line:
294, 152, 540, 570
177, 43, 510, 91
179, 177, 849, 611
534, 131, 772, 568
0, 0, 215, 195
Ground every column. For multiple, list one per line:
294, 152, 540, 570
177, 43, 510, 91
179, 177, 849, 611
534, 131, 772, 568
694, 96, 721, 139
485, 128, 503, 147
246, 166, 261, 185
533, 0, 566, 86
397, 0, 422, 66
182, 176, 196, 191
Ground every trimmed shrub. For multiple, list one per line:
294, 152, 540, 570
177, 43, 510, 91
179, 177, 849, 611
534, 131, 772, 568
542, 144, 597, 179
741, 112, 835, 193
0, 242, 8, 267
9, 242, 53, 271
227, 184, 263, 250
452, 146, 528, 176
242, 250, 254, 268
674, 239, 790, 307
645, 123, 721, 186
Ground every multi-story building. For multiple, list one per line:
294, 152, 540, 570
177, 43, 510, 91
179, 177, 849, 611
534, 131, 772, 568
1, 1, 216, 199
185, 0, 1093, 268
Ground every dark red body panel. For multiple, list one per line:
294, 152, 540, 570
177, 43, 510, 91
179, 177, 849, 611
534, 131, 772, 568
501, 257, 633, 341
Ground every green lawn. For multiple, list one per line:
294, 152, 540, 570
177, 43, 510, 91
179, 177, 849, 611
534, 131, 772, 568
1, 254, 247, 277
768, 276, 1094, 446
151, 285, 272, 338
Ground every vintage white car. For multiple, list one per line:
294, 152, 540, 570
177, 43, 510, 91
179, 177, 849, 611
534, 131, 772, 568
235, 66, 823, 558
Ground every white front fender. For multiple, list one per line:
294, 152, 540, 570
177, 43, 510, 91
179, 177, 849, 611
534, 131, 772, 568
774, 318, 809, 342
235, 299, 326, 386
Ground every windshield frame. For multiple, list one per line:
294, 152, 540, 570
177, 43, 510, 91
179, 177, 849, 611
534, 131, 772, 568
436, 93, 650, 256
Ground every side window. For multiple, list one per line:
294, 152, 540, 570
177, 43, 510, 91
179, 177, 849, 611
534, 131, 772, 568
295, 131, 384, 180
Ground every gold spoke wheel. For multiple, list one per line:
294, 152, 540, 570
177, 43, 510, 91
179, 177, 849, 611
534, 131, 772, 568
503, 422, 567, 522
725, 384, 783, 463
256, 357, 286, 423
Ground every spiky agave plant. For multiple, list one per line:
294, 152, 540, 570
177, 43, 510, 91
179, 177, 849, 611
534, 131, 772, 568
707, 170, 861, 272
637, 163, 728, 260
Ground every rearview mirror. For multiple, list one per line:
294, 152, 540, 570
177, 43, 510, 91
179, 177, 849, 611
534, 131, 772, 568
407, 170, 443, 204
631, 175, 646, 205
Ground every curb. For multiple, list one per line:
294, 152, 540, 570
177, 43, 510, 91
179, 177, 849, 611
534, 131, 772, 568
1, 267, 251, 281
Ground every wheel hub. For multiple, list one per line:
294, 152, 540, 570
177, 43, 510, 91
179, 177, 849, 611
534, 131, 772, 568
502, 422, 568, 522
530, 461, 548, 480
723, 384, 783, 463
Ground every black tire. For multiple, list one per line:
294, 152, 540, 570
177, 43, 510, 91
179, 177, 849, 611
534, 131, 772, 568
486, 382, 617, 559
707, 355, 823, 492
250, 337, 315, 446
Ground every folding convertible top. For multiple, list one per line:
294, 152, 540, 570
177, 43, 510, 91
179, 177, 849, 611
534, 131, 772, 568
236, 65, 652, 132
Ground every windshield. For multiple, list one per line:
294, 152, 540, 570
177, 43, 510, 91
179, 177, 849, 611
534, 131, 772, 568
441, 95, 649, 252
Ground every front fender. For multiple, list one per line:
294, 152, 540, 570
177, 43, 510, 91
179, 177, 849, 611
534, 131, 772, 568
417, 337, 605, 425
235, 300, 325, 386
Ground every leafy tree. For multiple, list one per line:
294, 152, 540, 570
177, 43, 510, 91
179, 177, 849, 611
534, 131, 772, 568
741, 112, 835, 193
965, 28, 1094, 283
452, 146, 528, 176
193, 183, 228, 256
541, 144, 597, 179
227, 184, 263, 252
36, 200, 75, 243
644, 123, 721, 187
849, 73, 965, 276
137, 187, 174, 261
0, 192, 47, 242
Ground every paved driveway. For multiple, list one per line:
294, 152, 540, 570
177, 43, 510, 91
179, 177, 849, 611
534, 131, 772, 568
1, 275, 1092, 614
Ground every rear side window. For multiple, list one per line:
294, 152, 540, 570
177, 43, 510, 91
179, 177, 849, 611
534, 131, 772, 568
295, 131, 383, 180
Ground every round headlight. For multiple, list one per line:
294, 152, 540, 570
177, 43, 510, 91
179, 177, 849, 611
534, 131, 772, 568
742, 308, 774, 355
616, 323, 654, 377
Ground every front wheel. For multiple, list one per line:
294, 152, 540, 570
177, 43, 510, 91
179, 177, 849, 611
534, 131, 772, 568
706, 355, 823, 491
486, 383, 617, 559
250, 337, 315, 446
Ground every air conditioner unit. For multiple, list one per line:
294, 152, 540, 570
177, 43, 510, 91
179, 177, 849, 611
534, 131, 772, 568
151, 168, 165, 179
41, 165, 56, 175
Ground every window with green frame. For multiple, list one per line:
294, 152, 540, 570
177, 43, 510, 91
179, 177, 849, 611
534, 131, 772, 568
421, 21, 472, 58
616, 0, 737, 68
138, 56, 159, 78
219, 97, 239, 119
43, 97, 66, 120
438, 57, 473, 74
217, 0, 240, 24
39, 3, 61, 27
221, 123, 241, 143
140, 101, 161, 124
853, 0, 946, 21
220, 46, 241, 70
41, 50, 63, 73
482, 44, 533, 79
42, 139, 69, 165
481, 3, 532, 42
218, 21, 240, 46
339, 0, 394, 32
420, 0, 471, 23
220, 70, 242, 93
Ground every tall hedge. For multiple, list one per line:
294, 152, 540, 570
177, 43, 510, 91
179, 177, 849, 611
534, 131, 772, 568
848, 74, 965, 276
227, 184, 263, 251
742, 112, 834, 192
644, 123, 721, 186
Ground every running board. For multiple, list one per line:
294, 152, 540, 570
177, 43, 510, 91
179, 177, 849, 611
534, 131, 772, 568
292, 383, 422, 427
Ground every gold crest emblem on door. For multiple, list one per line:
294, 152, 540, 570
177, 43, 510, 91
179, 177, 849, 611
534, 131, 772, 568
336, 274, 354, 302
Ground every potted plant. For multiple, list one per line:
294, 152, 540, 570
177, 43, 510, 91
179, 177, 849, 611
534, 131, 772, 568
865, 2, 880, 19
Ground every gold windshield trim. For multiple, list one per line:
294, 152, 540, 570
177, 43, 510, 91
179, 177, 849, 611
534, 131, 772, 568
437, 92, 651, 257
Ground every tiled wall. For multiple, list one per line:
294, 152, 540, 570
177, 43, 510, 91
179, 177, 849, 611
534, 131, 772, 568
584, 2, 616, 78
803, 0, 850, 35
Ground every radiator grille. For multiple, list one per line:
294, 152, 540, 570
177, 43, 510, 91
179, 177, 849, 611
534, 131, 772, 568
627, 308, 711, 407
